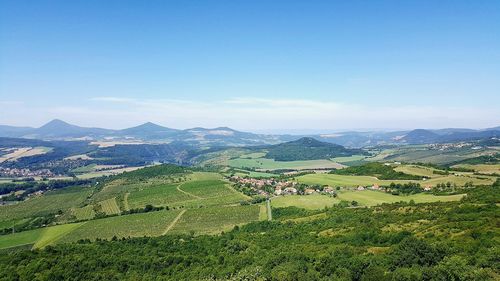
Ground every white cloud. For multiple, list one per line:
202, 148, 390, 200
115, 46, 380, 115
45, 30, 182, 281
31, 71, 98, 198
0, 97, 498, 131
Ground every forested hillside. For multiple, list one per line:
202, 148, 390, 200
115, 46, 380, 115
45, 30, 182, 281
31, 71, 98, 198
0, 185, 497, 280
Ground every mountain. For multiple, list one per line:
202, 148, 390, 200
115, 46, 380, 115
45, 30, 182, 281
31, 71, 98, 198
118, 122, 179, 139
264, 137, 366, 161
31, 119, 114, 138
400, 129, 440, 144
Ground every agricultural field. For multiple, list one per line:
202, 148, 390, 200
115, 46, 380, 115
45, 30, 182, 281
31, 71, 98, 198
228, 157, 343, 171
297, 170, 495, 188
168, 205, 261, 235
98, 198, 121, 215
0, 223, 84, 250
231, 168, 278, 178
0, 146, 52, 163
370, 145, 498, 165
271, 194, 339, 209
127, 172, 248, 209
71, 205, 95, 221
59, 210, 183, 243
451, 164, 500, 175
336, 190, 464, 206
270, 190, 464, 209
0, 186, 92, 221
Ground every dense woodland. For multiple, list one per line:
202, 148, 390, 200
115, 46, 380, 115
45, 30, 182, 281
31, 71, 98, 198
265, 137, 366, 161
0, 184, 498, 280
331, 162, 422, 180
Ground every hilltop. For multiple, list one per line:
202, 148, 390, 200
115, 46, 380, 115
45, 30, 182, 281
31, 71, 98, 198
264, 137, 366, 161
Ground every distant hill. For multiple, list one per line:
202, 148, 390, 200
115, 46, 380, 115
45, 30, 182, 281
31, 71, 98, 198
32, 119, 114, 138
0, 120, 498, 147
400, 129, 439, 144
400, 128, 500, 144
118, 122, 179, 139
264, 137, 366, 161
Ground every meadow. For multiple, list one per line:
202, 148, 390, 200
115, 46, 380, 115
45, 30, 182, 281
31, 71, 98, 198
0, 186, 92, 221
228, 157, 343, 170
336, 190, 464, 206
270, 190, 464, 209
451, 164, 500, 174
168, 205, 261, 235
271, 194, 339, 209
59, 210, 183, 243
297, 171, 495, 188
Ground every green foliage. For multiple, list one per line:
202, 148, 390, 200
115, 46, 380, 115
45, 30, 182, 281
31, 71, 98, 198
332, 162, 422, 180
265, 137, 365, 161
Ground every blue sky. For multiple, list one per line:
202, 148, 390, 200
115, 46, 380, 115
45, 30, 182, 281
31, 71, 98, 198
0, 0, 499, 131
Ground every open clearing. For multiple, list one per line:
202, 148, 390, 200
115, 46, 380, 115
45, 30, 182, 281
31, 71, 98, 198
0, 186, 92, 221
169, 205, 260, 235
297, 172, 495, 188
98, 198, 121, 215
228, 157, 343, 170
271, 194, 339, 209
452, 164, 500, 175
270, 191, 464, 209
60, 210, 183, 243
0, 223, 84, 250
0, 147, 52, 163
337, 190, 464, 206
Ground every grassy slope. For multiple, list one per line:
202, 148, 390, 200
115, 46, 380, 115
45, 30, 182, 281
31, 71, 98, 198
59, 210, 183, 243
0, 187, 92, 221
337, 190, 464, 206
228, 157, 343, 170
271, 194, 339, 209
169, 205, 260, 235
297, 172, 494, 187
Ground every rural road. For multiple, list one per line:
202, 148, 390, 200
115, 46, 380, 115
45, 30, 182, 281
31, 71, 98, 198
163, 209, 186, 235
266, 199, 272, 221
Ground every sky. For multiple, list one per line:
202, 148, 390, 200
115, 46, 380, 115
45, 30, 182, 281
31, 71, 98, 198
0, 0, 499, 132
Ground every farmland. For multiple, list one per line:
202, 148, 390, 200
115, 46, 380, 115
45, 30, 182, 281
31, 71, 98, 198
228, 157, 343, 170
336, 190, 464, 206
296, 169, 495, 188
271, 194, 339, 209
270, 191, 464, 209
0, 186, 92, 221
168, 205, 261, 235
59, 210, 183, 243
451, 164, 500, 174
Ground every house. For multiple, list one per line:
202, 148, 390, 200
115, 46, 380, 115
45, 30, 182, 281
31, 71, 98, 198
304, 188, 315, 195
275, 187, 282, 195
423, 185, 432, 191
371, 184, 380, 190
357, 186, 365, 191
283, 187, 297, 194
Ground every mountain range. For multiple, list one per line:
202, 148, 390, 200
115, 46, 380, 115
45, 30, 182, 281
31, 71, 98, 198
0, 119, 498, 147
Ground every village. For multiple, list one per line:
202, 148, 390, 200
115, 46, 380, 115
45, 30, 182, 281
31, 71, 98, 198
0, 167, 56, 179
228, 174, 436, 198
228, 175, 390, 197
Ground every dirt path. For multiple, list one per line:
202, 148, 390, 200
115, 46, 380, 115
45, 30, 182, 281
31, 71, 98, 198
162, 210, 186, 235
123, 192, 130, 211
176, 182, 203, 199
266, 199, 272, 221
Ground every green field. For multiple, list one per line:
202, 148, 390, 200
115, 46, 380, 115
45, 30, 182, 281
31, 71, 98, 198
0, 223, 84, 250
330, 155, 367, 164
297, 172, 495, 188
71, 205, 96, 221
394, 165, 443, 178
127, 183, 192, 208
127, 172, 247, 209
98, 198, 121, 215
169, 205, 260, 235
270, 190, 464, 209
228, 157, 343, 170
60, 210, 183, 243
271, 194, 339, 209
452, 164, 500, 174
337, 190, 464, 206
0, 186, 92, 221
